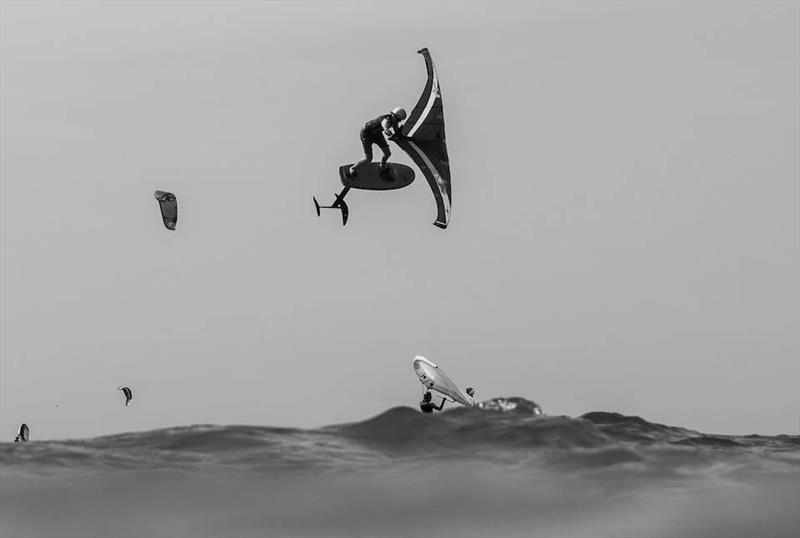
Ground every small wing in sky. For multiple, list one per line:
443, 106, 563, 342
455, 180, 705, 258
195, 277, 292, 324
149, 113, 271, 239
154, 191, 178, 231
119, 386, 133, 406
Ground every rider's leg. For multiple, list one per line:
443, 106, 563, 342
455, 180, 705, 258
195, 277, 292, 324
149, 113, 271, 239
379, 144, 391, 171
350, 136, 374, 175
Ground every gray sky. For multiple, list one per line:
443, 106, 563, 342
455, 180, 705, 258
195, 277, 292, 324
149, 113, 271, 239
1, 1, 798, 440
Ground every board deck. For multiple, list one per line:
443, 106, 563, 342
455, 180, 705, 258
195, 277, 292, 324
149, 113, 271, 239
339, 163, 415, 191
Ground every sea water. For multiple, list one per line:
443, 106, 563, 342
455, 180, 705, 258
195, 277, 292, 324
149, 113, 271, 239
2, 401, 798, 537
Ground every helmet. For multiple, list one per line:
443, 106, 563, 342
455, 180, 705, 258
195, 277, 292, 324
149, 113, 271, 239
391, 107, 407, 121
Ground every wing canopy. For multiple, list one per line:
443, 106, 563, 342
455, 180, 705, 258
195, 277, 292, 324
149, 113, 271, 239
120, 386, 133, 406
16, 423, 29, 442
154, 191, 178, 230
397, 48, 452, 229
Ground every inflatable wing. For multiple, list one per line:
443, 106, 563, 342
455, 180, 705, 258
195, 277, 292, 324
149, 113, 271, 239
396, 48, 452, 229
15, 423, 29, 442
413, 356, 474, 407
119, 386, 133, 406
154, 191, 178, 230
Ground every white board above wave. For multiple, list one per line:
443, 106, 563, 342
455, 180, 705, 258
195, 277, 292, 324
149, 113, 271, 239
413, 356, 474, 407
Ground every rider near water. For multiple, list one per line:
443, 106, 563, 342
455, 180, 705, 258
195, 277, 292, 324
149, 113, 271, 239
349, 107, 407, 176
420, 391, 446, 414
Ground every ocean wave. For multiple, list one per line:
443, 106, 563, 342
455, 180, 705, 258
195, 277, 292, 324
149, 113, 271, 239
2, 398, 797, 476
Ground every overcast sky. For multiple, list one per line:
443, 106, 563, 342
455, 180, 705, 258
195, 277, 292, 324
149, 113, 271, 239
2, 1, 798, 440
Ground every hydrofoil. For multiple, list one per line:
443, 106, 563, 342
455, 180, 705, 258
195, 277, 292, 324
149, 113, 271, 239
313, 162, 415, 225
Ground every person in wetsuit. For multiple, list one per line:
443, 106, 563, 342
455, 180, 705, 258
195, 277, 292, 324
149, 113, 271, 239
420, 391, 446, 414
348, 107, 407, 176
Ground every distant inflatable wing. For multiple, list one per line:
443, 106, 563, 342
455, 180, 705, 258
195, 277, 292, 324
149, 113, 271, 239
120, 386, 133, 406
154, 191, 178, 230
16, 423, 29, 442
396, 48, 452, 229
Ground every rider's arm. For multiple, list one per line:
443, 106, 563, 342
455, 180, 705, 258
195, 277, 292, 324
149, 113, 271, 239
382, 117, 403, 139
433, 398, 446, 411
381, 117, 393, 137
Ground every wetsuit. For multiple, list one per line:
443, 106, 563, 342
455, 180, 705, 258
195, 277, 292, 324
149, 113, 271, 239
361, 114, 400, 152
351, 114, 403, 174
420, 397, 445, 414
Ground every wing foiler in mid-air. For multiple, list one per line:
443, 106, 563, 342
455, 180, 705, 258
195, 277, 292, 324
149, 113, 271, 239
14, 423, 29, 442
413, 356, 475, 407
154, 191, 177, 230
313, 48, 451, 228
118, 386, 133, 406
